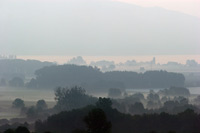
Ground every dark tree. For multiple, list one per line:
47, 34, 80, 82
96, 98, 112, 110
54, 86, 97, 111
4, 129, 15, 133
84, 108, 112, 133
12, 98, 25, 109
36, 99, 48, 111
15, 126, 30, 133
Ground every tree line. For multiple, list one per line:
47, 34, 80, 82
27, 65, 185, 90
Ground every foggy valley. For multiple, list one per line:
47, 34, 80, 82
0, 0, 200, 133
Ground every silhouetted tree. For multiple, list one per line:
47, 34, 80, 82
96, 98, 112, 111
4, 129, 15, 133
36, 99, 48, 111
15, 126, 30, 133
54, 86, 97, 111
84, 108, 112, 133
12, 98, 25, 109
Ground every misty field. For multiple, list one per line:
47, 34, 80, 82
0, 86, 199, 120
0, 87, 56, 119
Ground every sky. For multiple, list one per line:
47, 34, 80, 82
0, 0, 200, 56
115, 0, 200, 18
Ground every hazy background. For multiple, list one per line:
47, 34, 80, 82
116, 0, 200, 18
1, 0, 200, 56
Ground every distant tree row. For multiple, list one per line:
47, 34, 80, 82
0, 59, 53, 84
27, 65, 185, 90
158, 86, 190, 97
0, 77, 24, 87
111, 88, 195, 115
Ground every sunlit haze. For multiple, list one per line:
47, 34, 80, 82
0, 0, 200, 132
1, 0, 200, 56
115, 0, 200, 18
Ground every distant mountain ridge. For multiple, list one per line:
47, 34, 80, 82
1, 0, 199, 55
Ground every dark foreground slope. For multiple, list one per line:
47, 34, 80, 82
35, 100, 200, 133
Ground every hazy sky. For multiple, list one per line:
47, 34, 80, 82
116, 0, 200, 18
0, 0, 200, 56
